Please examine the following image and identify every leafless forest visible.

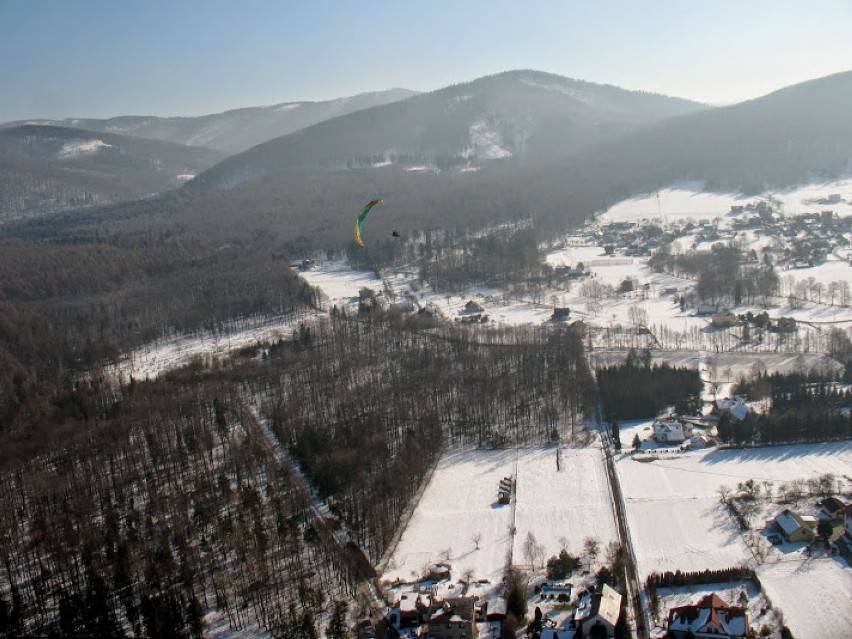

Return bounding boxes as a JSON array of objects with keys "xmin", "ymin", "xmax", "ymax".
[{"xmin": 0, "ymin": 305, "xmax": 594, "ymax": 637}]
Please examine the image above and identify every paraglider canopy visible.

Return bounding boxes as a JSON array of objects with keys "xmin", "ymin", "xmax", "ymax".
[{"xmin": 354, "ymin": 199, "xmax": 382, "ymax": 246}]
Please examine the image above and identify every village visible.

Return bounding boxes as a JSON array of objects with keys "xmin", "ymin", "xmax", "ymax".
[
  {"xmin": 111, "ymin": 181, "xmax": 852, "ymax": 639},
  {"xmin": 283, "ymin": 182, "xmax": 852, "ymax": 639}
]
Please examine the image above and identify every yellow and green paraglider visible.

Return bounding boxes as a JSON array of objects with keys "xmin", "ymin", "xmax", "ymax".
[{"xmin": 354, "ymin": 199, "xmax": 382, "ymax": 246}]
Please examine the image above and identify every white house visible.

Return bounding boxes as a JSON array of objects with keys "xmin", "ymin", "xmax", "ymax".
[
  {"xmin": 653, "ymin": 419, "xmax": 692, "ymax": 444},
  {"xmin": 575, "ymin": 584, "xmax": 621, "ymax": 638},
  {"xmin": 667, "ymin": 593, "xmax": 749, "ymax": 639},
  {"xmin": 715, "ymin": 398, "xmax": 749, "ymax": 421}
]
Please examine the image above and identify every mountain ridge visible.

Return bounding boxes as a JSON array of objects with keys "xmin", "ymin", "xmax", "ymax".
[
  {"xmin": 1, "ymin": 88, "xmax": 420, "ymax": 156},
  {"xmin": 187, "ymin": 69, "xmax": 709, "ymax": 190}
]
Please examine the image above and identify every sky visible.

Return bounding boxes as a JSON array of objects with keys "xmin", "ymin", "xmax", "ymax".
[{"xmin": 1, "ymin": 0, "xmax": 851, "ymax": 122}]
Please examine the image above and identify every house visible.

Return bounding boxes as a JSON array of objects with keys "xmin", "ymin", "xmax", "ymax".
[
  {"xmin": 667, "ymin": 593, "xmax": 750, "ymax": 638},
  {"xmin": 426, "ymin": 563, "xmax": 451, "ymax": 581},
  {"xmin": 819, "ymin": 496, "xmax": 846, "ymax": 519},
  {"xmin": 484, "ymin": 597, "xmax": 507, "ymax": 622},
  {"xmin": 773, "ymin": 509, "xmax": 816, "ymax": 543},
  {"xmin": 425, "ymin": 596, "xmax": 475, "ymax": 639},
  {"xmin": 391, "ymin": 299, "xmax": 416, "ymax": 313},
  {"xmin": 390, "ymin": 592, "xmax": 430, "ymax": 629},
  {"xmin": 463, "ymin": 300, "xmax": 484, "ymax": 314},
  {"xmin": 682, "ymin": 434, "xmax": 716, "ymax": 450},
  {"xmin": 711, "ymin": 310, "xmax": 738, "ymax": 328},
  {"xmin": 551, "ymin": 307, "xmax": 571, "ymax": 321},
  {"xmin": 695, "ymin": 304, "xmax": 719, "ymax": 316},
  {"xmin": 715, "ymin": 398, "xmax": 749, "ymax": 422},
  {"xmin": 575, "ymin": 583, "xmax": 621, "ymax": 638},
  {"xmin": 565, "ymin": 267, "xmax": 589, "ymax": 280},
  {"xmin": 653, "ymin": 419, "xmax": 691, "ymax": 444}
]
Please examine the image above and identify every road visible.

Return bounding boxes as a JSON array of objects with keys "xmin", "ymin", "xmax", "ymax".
[
  {"xmin": 245, "ymin": 400, "xmax": 389, "ymax": 622},
  {"xmin": 596, "ymin": 395, "xmax": 649, "ymax": 639}
]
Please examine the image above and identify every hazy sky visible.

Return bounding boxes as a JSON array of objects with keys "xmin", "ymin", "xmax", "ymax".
[{"xmin": 2, "ymin": 0, "xmax": 851, "ymax": 121}]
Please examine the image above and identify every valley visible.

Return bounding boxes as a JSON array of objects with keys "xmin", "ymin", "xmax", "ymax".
[{"xmin": 1, "ymin": 57, "xmax": 851, "ymax": 638}]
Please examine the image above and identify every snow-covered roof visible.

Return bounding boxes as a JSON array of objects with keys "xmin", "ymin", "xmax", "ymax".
[
  {"xmin": 654, "ymin": 420, "xmax": 686, "ymax": 442},
  {"xmin": 591, "ymin": 584, "xmax": 622, "ymax": 625},
  {"xmin": 399, "ymin": 594, "xmax": 417, "ymax": 613},
  {"xmin": 668, "ymin": 593, "xmax": 747, "ymax": 637},
  {"xmin": 775, "ymin": 510, "xmax": 804, "ymax": 536},
  {"xmin": 486, "ymin": 597, "xmax": 506, "ymax": 617},
  {"xmin": 716, "ymin": 398, "xmax": 749, "ymax": 421}
]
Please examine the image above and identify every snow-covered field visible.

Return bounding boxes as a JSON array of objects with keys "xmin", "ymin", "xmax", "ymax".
[
  {"xmin": 598, "ymin": 182, "xmax": 748, "ymax": 223},
  {"xmin": 302, "ymin": 261, "xmax": 555, "ymax": 325},
  {"xmin": 757, "ymin": 559, "xmax": 852, "ymax": 639},
  {"xmin": 106, "ymin": 313, "xmax": 314, "ymax": 382},
  {"xmin": 598, "ymin": 178, "xmax": 852, "ymax": 223},
  {"xmin": 381, "ymin": 446, "xmax": 618, "ymax": 585},
  {"xmin": 617, "ymin": 442, "xmax": 852, "ymax": 638},
  {"xmin": 381, "ymin": 448, "xmax": 517, "ymax": 584},
  {"xmin": 512, "ymin": 446, "xmax": 619, "ymax": 568},
  {"xmin": 616, "ymin": 442, "xmax": 852, "ymax": 580}
]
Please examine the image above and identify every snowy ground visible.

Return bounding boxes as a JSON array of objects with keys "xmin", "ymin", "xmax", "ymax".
[
  {"xmin": 381, "ymin": 448, "xmax": 516, "ymax": 585},
  {"xmin": 615, "ymin": 442, "xmax": 852, "ymax": 580},
  {"xmin": 756, "ymin": 558, "xmax": 852, "ymax": 639},
  {"xmin": 303, "ymin": 261, "xmax": 555, "ymax": 325},
  {"xmin": 381, "ymin": 446, "xmax": 618, "ymax": 586},
  {"xmin": 106, "ymin": 313, "xmax": 314, "ymax": 382},
  {"xmin": 512, "ymin": 446, "xmax": 619, "ymax": 569},
  {"xmin": 597, "ymin": 178, "xmax": 852, "ymax": 223}
]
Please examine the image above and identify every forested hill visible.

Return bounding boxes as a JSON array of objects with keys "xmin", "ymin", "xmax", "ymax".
[
  {"xmin": 0, "ymin": 125, "xmax": 224, "ymax": 220},
  {"xmin": 528, "ymin": 69, "xmax": 852, "ymax": 204},
  {"xmin": 1, "ymin": 88, "xmax": 420, "ymax": 156},
  {"xmin": 188, "ymin": 70, "xmax": 707, "ymax": 190}
]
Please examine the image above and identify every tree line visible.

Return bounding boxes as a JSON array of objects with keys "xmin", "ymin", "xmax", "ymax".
[{"xmin": 597, "ymin": 350, "xmax": 703, "ymax": 420}]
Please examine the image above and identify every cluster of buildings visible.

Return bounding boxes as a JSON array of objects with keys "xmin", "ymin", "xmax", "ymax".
[
  {"xmin": 383, "ymin": 575, "xmax": 624, "ymax": 639},
  {"xmin": 586, "ymin": 196, "xmax": 852, "ymax": 273},
  {"xmin": 766, "ymin": 496, "xmax": 851, "ymax": 546},
  {"xmin": 649, "ymin": 417, "xmax": 717, "ymax": 450},
  {"xmin": 386, "ymin": 592, "xmax": 482, "ymax": 639}
]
